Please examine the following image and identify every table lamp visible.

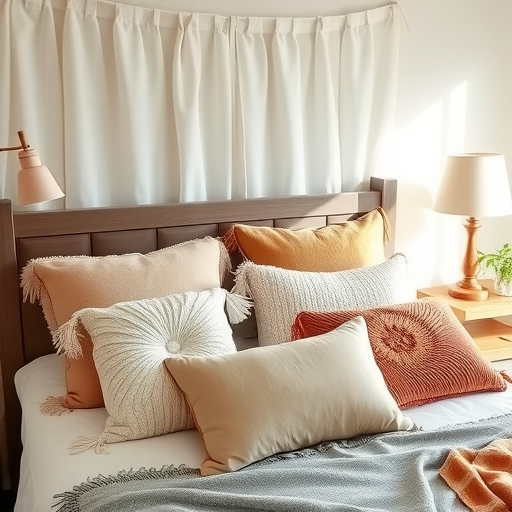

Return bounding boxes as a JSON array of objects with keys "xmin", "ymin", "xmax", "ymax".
[
  {"xmin": 0, "ymin": 130, "xmax": 64, "ymax": 206},
  {"xmin": 434, "ymin": 153, "xmax": 512, "ymax": 301}
]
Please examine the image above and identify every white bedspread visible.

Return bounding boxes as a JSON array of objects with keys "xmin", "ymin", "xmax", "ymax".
[{"xmin": 14, "ymin": 353, "xmax": 512, "ymax": 512}]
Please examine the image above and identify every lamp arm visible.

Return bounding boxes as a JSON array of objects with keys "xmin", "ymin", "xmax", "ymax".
[{"xmin": 0, "ymin": 131, "xmax": 30, "ymax": 153}]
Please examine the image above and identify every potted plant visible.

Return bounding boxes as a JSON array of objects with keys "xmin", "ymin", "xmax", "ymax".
[{"xmin": 477, "ymin": 243, "xmax": 512, "ymax": 297}]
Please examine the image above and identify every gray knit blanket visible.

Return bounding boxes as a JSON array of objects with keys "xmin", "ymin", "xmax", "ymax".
[{"xmin": 53, "ymin": 412, "xmax": 512, "ymax": 512}]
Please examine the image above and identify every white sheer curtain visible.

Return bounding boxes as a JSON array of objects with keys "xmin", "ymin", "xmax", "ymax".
[{"xmin": 0, "ymin": 0, "xmax": 399, "ymax": 208}]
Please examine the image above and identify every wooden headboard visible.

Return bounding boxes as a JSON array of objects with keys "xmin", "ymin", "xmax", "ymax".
[{"xmin": 0, "ymin": 176, "xmax": 396, "ymax": 491}]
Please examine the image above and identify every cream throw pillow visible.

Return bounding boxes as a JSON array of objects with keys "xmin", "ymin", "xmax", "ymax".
[
  {"xmin": 166, "ymin": 316, "xmax": 417, "ymax": 476},
  {"xmin": 54, "ymin": 288, "xmax": 244, "ymax": 453},
  {"xmin": 232, "ymin": 253, "xmax": 413, "ymax": 346}
]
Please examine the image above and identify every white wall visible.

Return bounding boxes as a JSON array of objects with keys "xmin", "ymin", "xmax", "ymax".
[{"xmin": 390, "ymin": 0, "xmax": 512, "ymax": 289}]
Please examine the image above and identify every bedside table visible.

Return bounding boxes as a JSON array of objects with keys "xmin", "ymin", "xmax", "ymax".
[{"xmin": 417, "ymin": 279, "xmax": 512, "ymax": 362}]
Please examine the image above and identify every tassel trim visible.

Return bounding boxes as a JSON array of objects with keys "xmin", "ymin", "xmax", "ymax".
[
  {"xmin": 218, "ymin": 240, "xmax": 232, "ymax": 282},
  {"xmin": 376, "ymin": 206, "xmax": 390, "ymax": 243},
  {"xmin": 222, "ymin": 225, "xmax": 239, "ymax": 254},
  {"xmin": 40, "ymin": 395, "xmax": 72, "ymax": 416},
  {"xmin": 225, "ymin": 292, "xmax": 253, "ymax": 324},
  {"xmin": 69, "ymin": 435, "xmax": 109, "ymax": 455},
  {"xmin": 20, "ymin": 263, "xmax": 44, "ymax": 304},
  {"xmin": 53, "ymin": 314, "xmax": 84, "ymax": 358},
  {"xmin": 500, "ymin": 370, "xmax": 512, "ymax": 384},
  {"xmin": 231, "ymin": 262, "xmax": 255, "ymax": 298}
]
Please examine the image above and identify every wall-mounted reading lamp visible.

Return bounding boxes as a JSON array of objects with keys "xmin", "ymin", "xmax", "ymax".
[{"xmin": 0, "ymin": 130, "xmax": 64, "ymax": 206}]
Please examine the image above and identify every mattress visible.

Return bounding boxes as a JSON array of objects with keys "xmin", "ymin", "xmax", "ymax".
[{"xmin": 14, "ymin": 352, "xmax": 512, "ymax": 512}]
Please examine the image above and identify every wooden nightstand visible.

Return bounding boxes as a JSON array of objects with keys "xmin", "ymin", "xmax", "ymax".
[{"xmin": 417, "ymin": 279, "xmax": 512, "ymax": 362}]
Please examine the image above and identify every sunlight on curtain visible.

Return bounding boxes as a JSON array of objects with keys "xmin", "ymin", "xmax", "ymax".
[{"xmin": 0, "ymin": 0, "xmax": 399, "ymax": 208}]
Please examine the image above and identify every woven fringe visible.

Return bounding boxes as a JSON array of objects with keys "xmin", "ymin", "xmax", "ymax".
[
  {"xmin": 53, "ymin": 313, "xmax": 83, "ymax": 358},
  {"xmin": 20, "ymin": 263, "xmax": 43, "ymax": 303},
  {"xmin": 376, "ymin": 206, "xmax": 390, "ymax": 242},
  {"xmin": 225, "ymin": 292, "xmax": 253, "ymax": 324},
  {"xmin": 500, "ymin": 370, "xmax": 512, "ymax": 384},
  {"xmin": 221, "ymin": 225, "xmax": 238, "ymax": 254},
  {"xmin": 218, "ymin": 239, "xmax": 232, "ymax": 282},
  {"xmin": 52, "ymin": 465, "xmax": 200, "ymax": 512},
  {"xmin": 231, "ymin": 262, "xmax": 253, "ymax": 298},
  {"xmin": 40, "ymin": 395, "xmax": 72, "ymax": 416},
  {"xmin": 69, "ymin": 435, "xmax": 109, "ymax": 455}
]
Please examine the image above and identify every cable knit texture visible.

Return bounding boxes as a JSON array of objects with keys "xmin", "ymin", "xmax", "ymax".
[
  {"xmin": 233, "ymin": 253, "xmax": 413, "ymax": 346},
  {"xmin": 54, "ymin": 288, "xmax": 238, "ymax": 453}
]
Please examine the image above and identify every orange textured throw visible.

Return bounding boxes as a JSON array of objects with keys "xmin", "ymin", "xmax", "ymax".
[{"xmin": 440, "ymin": 437, "xmax": 512, "ymax": 512}]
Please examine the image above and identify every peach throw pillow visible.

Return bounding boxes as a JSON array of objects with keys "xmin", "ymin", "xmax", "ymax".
[
  {"xmin": 292, "ymin": 300, "xmax": 510, "ymax": 409},
  {"xmin": 21, "ymin": 237, "xmax": 229, "ymax": 411}
]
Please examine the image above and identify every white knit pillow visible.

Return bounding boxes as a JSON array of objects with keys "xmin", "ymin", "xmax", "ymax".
[
  {"xmin": 232, "ymin": 253, "xmax": 413, "ymax": 346},
  {"xmin": 54, "ymin": 288, "xmax": 245, "ymax": 453}
]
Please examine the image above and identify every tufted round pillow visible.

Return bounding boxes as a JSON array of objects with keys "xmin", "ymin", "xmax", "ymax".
[{"xmin": 55, "ymin": 288, "xmax": 237, "ymax": 453}]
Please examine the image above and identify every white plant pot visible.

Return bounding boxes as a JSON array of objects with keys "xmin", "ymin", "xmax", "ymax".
[{"xmin": 494, "ymin": 276, "xmax": 512, "ymax": 297}]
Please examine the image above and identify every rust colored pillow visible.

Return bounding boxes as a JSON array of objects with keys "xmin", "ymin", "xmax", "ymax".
[
  {"xmin": 292, "ymin": 299, "xmax": 509, "ymax": 409},
  {"xmin": 21, "ymin": 237, "xmax": 230, "ymax": 411},
  {"xmin": 223, "ymin": 207, "xmax": 389, "ymax": 271}
]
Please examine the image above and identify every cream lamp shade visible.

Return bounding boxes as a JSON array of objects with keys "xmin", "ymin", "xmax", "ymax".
[
  {"xmin": 434, "ymin": 152, "xmax": 512, "ymax": 301},
  {"xmin": 0, "ymin": 130, "xmax": 64, "ymax": 206},
  {"xmin": 434, "ymin": 153, "xmax": 512, "ymax": 217}
]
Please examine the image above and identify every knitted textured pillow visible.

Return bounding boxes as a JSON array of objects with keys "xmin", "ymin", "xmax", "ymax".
[
  {"xmin": 53, "ymin": 288, "xmax": 249, "ymax": 453},
  {"xmin": 223, "ymin": 208, "xmax": 389, "ymax": 271},
  {"xmin": 166, "ymin": 317, "xmax": 417, "ymax": 476},
  {"xmin": 292, "ymin": 299, "xmax": 510, "ymax": 409},
  {"xmin": 21, "ymin": 237, "xmax": 229, "ymax": 412},
  {"xmin": 232, "ymin": 253, "xmax": 413, "ymax": 346}
]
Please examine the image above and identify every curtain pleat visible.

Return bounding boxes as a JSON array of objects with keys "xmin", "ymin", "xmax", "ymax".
[{"xmin": 0, "ymin": 0, "xmax": 399, "ymax": 208}]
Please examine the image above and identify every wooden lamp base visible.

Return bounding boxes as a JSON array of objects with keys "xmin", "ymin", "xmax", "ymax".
[
  {"xmin": 447, "ymin": 281, "xmax": 489, "ymax": 301},
  {"xmin": 450, "ymin": 216, "xmax": 489, "ymax": 302}
]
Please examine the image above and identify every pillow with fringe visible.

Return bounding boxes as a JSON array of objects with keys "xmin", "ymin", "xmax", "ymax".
[
  {"xmin": 54, "ymin": 287, "xmax": 251, "ymax": 453},
  {"xmin": 232, "ymin": 253, "xmax": 413, "ymax": 346},
  {"xmin": 292, "ymin": 299, "xmax": 511, "ymax": 408},
  {"xmin": 21, "ymin": 237, "xmax": 230, "ymax": 412}
]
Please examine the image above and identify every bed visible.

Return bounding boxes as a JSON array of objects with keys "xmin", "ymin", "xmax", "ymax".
[{"xmin": 1, "ymin": 176, "xmax": 512, "ymax": 512}]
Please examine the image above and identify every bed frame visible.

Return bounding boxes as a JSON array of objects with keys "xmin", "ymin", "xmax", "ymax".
[{"xmin": 0, "ymin": 176, "xmax": 397, "ymax": 492}]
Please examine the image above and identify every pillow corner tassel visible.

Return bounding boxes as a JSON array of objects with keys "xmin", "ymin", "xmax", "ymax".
[
  {"xmin": 221, "ymin": 225, "xmax": 238, "ymax": 254},
  {"xmin": 19, "ymin": 262, "xmax": 43, "ymax": 303},
  {"xmin": 52, "ymin": 314, "xmax": 84, "ymax": 358},
  {"xmin": 499, "ymin": 370, "xmax": 512, "ymax": 384},
  {"xmin": 39, "ymin": 395, "xmax": 72, "ymax": 416},
  {"xmin": 69, "ymin": 434, "xmax": 109, "ymax": 455},
  {"xmin": 225, "ymin": 292, "xmax": 253, "ymax": 325},
  {"xmin": 231, "ymin": 262, "xmax": 252, "ymax": 298}
]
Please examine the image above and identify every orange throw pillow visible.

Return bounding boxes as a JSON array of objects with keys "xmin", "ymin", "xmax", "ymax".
[
  {"xmin": 223, "ymin": 207, "xmax": 389, "ymax": 271},
  {"xmin": 292, "ymin": 299, "xmax": 509, "ymax": 409}
]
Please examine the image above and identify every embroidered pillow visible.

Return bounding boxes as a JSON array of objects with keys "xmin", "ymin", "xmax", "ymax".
[
  {"xmin": 165, "ymin": 317, "xmax": 417, "ymax": 476},
  {"xmin": 21, "ymin": 237, "xmax": 229, "ymax": 411},
  {"xmin": 54, "ymin": 288, "xmax": 247, "ymax": 452},
  {"xmin": 292, "ymin": 299, "xmax": 510, "ymax": 409},
  {"xmin": 223, "ymin": 207, "xmax": 389, "ymax": 271},
  {"xmin": 232, "ymin": 253, "xmax": 413, "ymax": 346}
]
